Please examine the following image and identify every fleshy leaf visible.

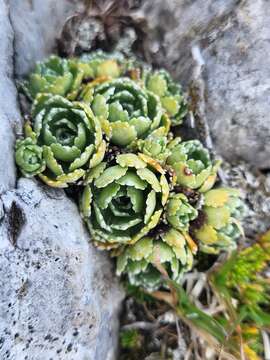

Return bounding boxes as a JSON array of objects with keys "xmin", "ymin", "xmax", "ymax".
[
  {"xmin": 137, "ymin": 168, "xmax": 161, "ymax": 192},
  {"xmin": 97, "ymin": 182, "xmax": 121, "ymax": 210},
  {"xmin": 116, "ymin": 154, "xmax": 147, "ymax": 169},
  {"xmin": 117, "ymin": 172, "xmax": 148, "ymax": 190},
  {"xmin": 95, "ymin": 165, "xmax": 127, "ymax": 188},
  {"xmin": 80, "ymin": 185, "xmax": 92, "ymax": 218},
  {"xmin": 144, "ymin": 190, "xmax": 156, "ymax": 223}
]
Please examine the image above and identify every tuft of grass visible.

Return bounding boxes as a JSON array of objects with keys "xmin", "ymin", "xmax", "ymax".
[{"xmin": 120, "ymin": 329, "xmax": 142, "ymax": 349}]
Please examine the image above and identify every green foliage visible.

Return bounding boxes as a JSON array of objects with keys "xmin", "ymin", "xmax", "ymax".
[
  {"xmin": 210, "ymin": 232, "xmax": 270, "ymax": 358},
  {"xmin": 241, "ymin": 325, "xmax": 264, "ymax": 356},
  {"xmin": 145, "ymin": 69, "xmax": 187, "ymax": 126},
  {"xmin": 167, "ymin": 139, "xmax": 221, "ymax": 191},
  {"xmin": 156, "ymin": 235, "xmax": 270, "ymax": 360},
  {"xmin": 117, "ymin": 233, "xmax": 193, "ymax": 290},
  {"xmin": 22, "ymin": 51, "xmax": 125, "ymax": 100},
  {"xmin": 22, "ymin": 55, "xmax": 81, "ymax": 99},
  {"xmin": 90, "ymin": 77, "xmax": 165, "ymax": 146},
  {"xmin": 166, "ymin": 193, "xmax": 198, "ymax": 232},
  {"xmin": 15, "ymin": 137, "xmax": 45, "ymax": 177},
  {"xmin": 194, "ymin": 188, "xmax": 245, "ymax": 254},
  {"xmin": 124, "ymin": 283, "xmax": 155, "ymax": 304},
  {"xmin": 17, "ymin": 38, "xmax": 269, "ymax": 360},
  {"xmin": 142, "ymin": 231, "xmax": 270, "ymax": 360},
  {"xmin": 78, "ymin": 50, "xmax": 125, "ymax": 78},
  {"xmin": 212, "ymin": 240, "xmax": 270, "ymax": 327},
  {"xmin": 80, "ymin": 153, "xmax": 169, "ymax": 249},
  {"xmin": 16, "ymin": 50, "xmax": 245, "ymax": 292},
  {"xmin": 16, "ymin": 94, "xmax": 105, "ymax": 187},
  {"xmin": 120, "ymin": 329, "xmax": 141, "ymax": 349},
  {"xmin": 172, "ymin": 282, "xmax": 230, "ymax": 345},
  {"xmin": 137, "ymin": 127, "xmax": 171, "ymax": 163}
]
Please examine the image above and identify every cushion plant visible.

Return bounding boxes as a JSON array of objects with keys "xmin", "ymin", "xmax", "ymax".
[{"xmin": 15, "ymin": 50, "xmax": 244, "ymax": 290}]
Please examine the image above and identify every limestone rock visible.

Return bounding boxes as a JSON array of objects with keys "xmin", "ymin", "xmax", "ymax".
[
  {"xmin": 0, "ymin": 0, "xmax": 22, "ymax": 193},
  {"xmin": 141, "ymin": 0, "xmax": 270, "ymax": 169},
  {"xmin": 221, "ymin": 161, "xmax": 270, "ymax": 239},
  {"xmin": 9, "ymin": 0, "xmax": 82, "ymax": 76},
  {"xmin": 0, "ymin": 178, "xmax": 123, "ymax": 360}
]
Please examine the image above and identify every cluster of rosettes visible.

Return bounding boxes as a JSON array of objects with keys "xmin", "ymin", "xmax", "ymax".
[{"xmin": 15, "ymin": 51, "xmax": 244, "ymax": 290}]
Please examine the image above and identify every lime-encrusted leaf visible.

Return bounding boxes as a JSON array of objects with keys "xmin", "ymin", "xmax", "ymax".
[
  {"xmin": 97, "ymin": 183, "xmax": 121, "ymax": 209},
  {"xmin": 144, "ymin": 190, "xmax": 156, "ymax": 223},
  {"xmin": 127, "ymin": 187, "xmax": 144, "ymax": 213},
  {"xmin": 84, "ymin": 162, "xmax": 107, "ymax": 184},
  {"xmin": 43, "ymin": 145, "xmax": 63, "ymax": 176}
]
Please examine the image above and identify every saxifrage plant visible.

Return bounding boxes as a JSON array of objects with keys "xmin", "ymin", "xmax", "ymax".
[{"xmin": 16, "ymin": 51, "xmax": 245, "ymax": 292}]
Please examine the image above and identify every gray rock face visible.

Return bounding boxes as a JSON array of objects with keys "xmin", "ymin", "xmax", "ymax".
[
  {"xmin": 0, "ymin": 0, "xmax": 22, "ymax": 193},
  {"xmin": 142, "ymin": 0, "xmax": 270, "ymax": 169},
  {"xmin": 0, "ymin": 179, "xmax": 123, "ymax": 360},
  {"xmin": 9, "ymin": 0, "xmax": 82, "ymax": 76},
  {"xmin": 221, "ymin": 161, "xmax": 270, "ymax": 239},
  {"xmin": 0, "ymin": 1, "xmax": 123, "ymax": 359},
  {"xmin": 203, "ymin": 1, "xmax": 270, "ymax": 169}
]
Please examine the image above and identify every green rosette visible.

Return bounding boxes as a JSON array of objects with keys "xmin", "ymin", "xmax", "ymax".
[
  {"xmin": 89, "ymin": 77, "xmax": 165, "ymax": 147},
  {"xmin": 145, "ymin": 69, "xmax": 187, "ymax": 126},
  {"xmin": 116, "ymin": 229, "xmax": 194, "ymax": 290},
  {"xmin": 22, "ymin": 52, "xmax": 126, "ymax": 101},
  {"xmin": 80, "ymin": 153, "xmax": 170, "ymax": 249},
  {"xmin": 166, "ymin": 193, "xmax": 198, "ymax": 232},
  {"xmin": 167, "ymin": 138, "xmax": 221, "ymax": 191},
  {"xmin": 15, "ymin": 137, "xmax": 45, "ymax": 177},
  {"xmin": 137, "ymin": 127, "xmax": 171, "ymax": 163},
  {"xmin": 78, "ymin": 50, "xmax": 124, "ymax": 79},
  {"xmin": 28, "ymin": 93, "xmax": 105, "ymax": 187},
  {"xmin": 194, "ymin": 188, "xmax": 245, "ymax": 254},
  {"xmin": 22, "ymin": 55, "xmax": 86, "ymax": 100}
]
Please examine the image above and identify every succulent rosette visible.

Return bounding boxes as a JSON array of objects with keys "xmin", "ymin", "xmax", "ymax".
[
  {"xmin": 116, "ymin": 229, "xmax": 194, "ymax": 290},
  {"xmin": 15, "ymin": 51, "xmax": 247, "ymax": 293},
  {"xmin": 23, "ymin": 51, "xmax": 128, "ymax": 101},
  {"xmin": 22, "ymin": 55, "xmax": 86, "ymax": 100},
  {"xmin": 167, "ymin": 139, "xmax": 221, "ymax": 192},
  {"xmin": 78, "ymin": 50, "xmax": 124, "ymax": 79},
  {"xmin": 145, "ymin": 69, "xmax": 187, "ymax": 126},
  {"xmin": 89, "ymin": 77, "xmax": 166, "ymax": 146},
  {"xmin": 137, "ymin": 127, "xmax": 171, "ymax": 163},
  {"xmin": 80, "ymin": 153, "xmax": 170, "ymax": 248},
  {"xmin": 193, "ymin": 188, "xmax": 245, "ymax": 254},
  {"xmin": 26, "ymin": 94, "xmax": 106, "ymax": 187},
  {"xmin": 15, "ymin": 137, "xmax": 46, "ymax": 177},
  {"xmin": 166, "ymin": 193, "xmax": 198, "ymax": 232}
]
